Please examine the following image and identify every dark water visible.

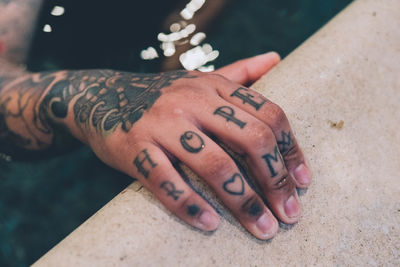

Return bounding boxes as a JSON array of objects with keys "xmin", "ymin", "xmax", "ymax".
[{"xmin": 1, "ymin": 0, "xmax": 352, "ymax": 266}]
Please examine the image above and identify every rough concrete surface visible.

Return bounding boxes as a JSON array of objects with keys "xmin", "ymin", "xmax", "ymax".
[{"xmin": 34, "ymin": 0, "xmax": 400, "ymax": 266}]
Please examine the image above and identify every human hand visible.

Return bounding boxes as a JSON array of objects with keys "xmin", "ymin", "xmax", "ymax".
[{"xmin": 56, "ymin": 52, "xmax": 312, "ymax": 240}]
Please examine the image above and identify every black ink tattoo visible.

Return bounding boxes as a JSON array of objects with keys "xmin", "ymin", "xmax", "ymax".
[
  {"xmin": 187, "ymin": 204, "xmax": 200, "ymax": 216},
  {"xmin": 241, "ymin": 197, "xmax": 263, "ymax": 217},
  {"xmin": 230, "ymin": 87, "xmax": 266, "ymax": 110},
  {"xmin": 277, "ymin": 131, "xmax": 294, "ymax": 155},
  {"xmin": 0, "ymin": 73, "xmax": 57, "ymax": 152},
  {"xmin": 44, "ymin": 70, "xmax": 193, "ymax": 133},
  {"xmin": 133, "ymin": 149, "xmax": 157, "ymax": 179},
  {"xmin": 262, "ymin": 146, "xmax": 284, "ymax": 177},
  {"xmin": 0, "ymin": 70, "xmax": 194, "ymax": 158},
  {"xmin": 180, "ymin": 131, "xmax": 205, "ymax": 153},
  {"xmin": 222, "ymin": 173, "xmax": 245, "ymax": 196},
  {"xmin": 213, "ymin": 106, "xmax": 246, "ymax": 129},
  {"xmin": 160, "ymin": 181, "xmax": 184, "ymax": 200}
]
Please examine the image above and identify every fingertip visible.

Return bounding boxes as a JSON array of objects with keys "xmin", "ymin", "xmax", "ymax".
[
  {"xmin": 258, "ymin": 51, "xmax": 281, "ymax": 65},
  {"xmin": 254, "ymin": 212, "xmax": 279, "ymax": 240},
  {"xmin": 292, "ymin": 163, "xmax": 313, "ymax": 188},
  {"xmin": 197, "ymin": 210, "xmax": 220, "ymax": 231},
  {"xmin": 282, "ymin": 192, "xmax": 302, "ymax": 224}
]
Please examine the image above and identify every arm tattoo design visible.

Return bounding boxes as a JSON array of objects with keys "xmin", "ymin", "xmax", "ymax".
[
  {"xmin": 222, "ymin": 172, "xmax": 245, "ymax": 196},
  {"xmin": 160, "ymin": 181, "xmax": 184, "ymax": 201},
  {"xmin": 213, "ymin": 106, "xmax": 246, "ymax": 129},
  {"xmin": 262, "ymin": 146, "xmax": 284, "ymax": 177},
  {"xmin": 277, "ymin": 131, "xmax": 294, "ymax": 155},
  {"xmin": 230, "ymin": 87, "xmax": 267, "ymax": 110},
  {"xmin": 45, "ymin": 70, "xmax": 192, "ymax": 133},
  {"xmin": 180, "ymin": 131, "xmax": 205, "ymax": 153},
  {"xmin": 0, "ymin": 70, "xmax": 194, "ymax": 158},
  {"xmin": 0, "ymin": 73, "xmax": 58, "ymax": 154},
  {"xmin": 133, "ymin": 149, "xmax": 157, "ymax": 179}
]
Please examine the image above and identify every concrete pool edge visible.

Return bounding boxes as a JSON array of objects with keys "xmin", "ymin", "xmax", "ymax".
[{"xmin": 34, "ymin": 0, "xmax": 400, "ymax": 265}]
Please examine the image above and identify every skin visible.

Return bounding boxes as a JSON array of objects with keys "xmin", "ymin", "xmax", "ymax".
[{"xmin": 0, "ymin": 0, "xmax": 312, "ymax": 240}]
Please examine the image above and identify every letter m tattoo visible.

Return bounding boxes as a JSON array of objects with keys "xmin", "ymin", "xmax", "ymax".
[
  {"xmin": 133, "ymin": 149, "xmax": 157, "ymax": 179},
  {"xmin": 262, "ymin": 146, "xmax": 284, "ymax": 177}
]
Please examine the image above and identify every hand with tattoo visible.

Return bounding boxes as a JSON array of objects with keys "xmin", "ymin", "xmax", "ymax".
[{"xmin": 0, "ymin": 52, "xmax": 313, "ymax": 240}]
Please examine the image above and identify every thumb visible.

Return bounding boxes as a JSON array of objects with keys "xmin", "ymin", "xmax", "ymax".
[{"xmin": 214, "ymin": 52, "xmax": 280, "ymax": 85}]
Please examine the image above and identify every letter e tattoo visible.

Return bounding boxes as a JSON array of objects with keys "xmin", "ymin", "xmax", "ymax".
[{"xmin": 230, "ymin": 87, "xmax": 266, "ymax": 110}]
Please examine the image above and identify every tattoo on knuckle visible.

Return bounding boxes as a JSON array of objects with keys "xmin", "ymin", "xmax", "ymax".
[
  {"xmin": 187, "ymin": 204, "xmax": 201, "ymax": 217},
  {"xmin": 230, "ymin": 87, "xmax": 267, "ymax": 110},
  {"xmin": 241, "ymin": 196, "xmax": 264, "ymax": 217},
  {"xmin": 262, "ymin": 146, "xmax": 285, "ymax": 177},
  {"xmin": 213, "ymin": 106, "xmax": 246, "ymax": 129},
  {"xmin": 160, "ymin": 181, "xmax": 184, "ymax": 201},
  {"xmin": 180, "ymin": 131, "xmax": 205, "ymax": 153},
  {"xmin": 133, "ymin": 148, "xmax": 157, "ymax": 179},
  {"xmin": 222, "ymin": 172, "xmax": 245, "ymax": 196},
  {"xmin": 277, "ymin": 131, "xmax": 295, "ymax": 156}
]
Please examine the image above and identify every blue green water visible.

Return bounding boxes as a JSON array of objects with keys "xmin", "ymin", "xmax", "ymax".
[{"xmin": 1, "ymin": 0, "xmax": 352, "ymax": 265}]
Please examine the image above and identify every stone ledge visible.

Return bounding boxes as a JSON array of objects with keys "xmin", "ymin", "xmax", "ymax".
[{"xmin": 34, "ymin": 0, "xmax": 400, "ymax": 265}]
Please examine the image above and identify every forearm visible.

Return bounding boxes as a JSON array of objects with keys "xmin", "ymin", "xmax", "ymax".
[
  {"xmin": 0, "ymin": 68, "xmax": 83, "ymax": 160},
  {"xmin": 0, "ymin": 68, "xmax": 183, "ymax": 160}
]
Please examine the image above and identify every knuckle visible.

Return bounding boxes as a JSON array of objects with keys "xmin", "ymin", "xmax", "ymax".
[
  {"xmin": 264, "ymin": 103, "xmax": 287, "ymax": 129},
  {"xmin": 282, "ymin": 142, "xmax": 301, "ymax": 160},
  {"xmin": 268, "ymin": 173, "xmax": 296, "ymax": 194},
  {"xmin": 247, "ymin": 122, "xmax": 275, "ymax": 151},
  {"xmin": 148, "ymin": 165, "xmax": 168, "ymax": 183},
  {"xmin": 201, "ymin": 152, "xmax": 235, "ymax": 180},
  {"xmin": 207, "ymin": 73, "xmax": 228, "ymax": 81}
]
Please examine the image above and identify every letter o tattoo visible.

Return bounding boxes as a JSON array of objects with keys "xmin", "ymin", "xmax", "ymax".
[{"xmin": 180, "ymin": 131, "xmax": 205, "ymax": 153}]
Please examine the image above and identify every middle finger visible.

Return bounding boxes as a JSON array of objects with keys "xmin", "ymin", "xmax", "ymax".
[{"xmin": 195, "ymin": 99, "xmax": 302, "ymax": 224}]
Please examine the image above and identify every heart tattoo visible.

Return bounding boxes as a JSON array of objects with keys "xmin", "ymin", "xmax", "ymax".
[{"xmin": 223, "ymin": 173, "xmax": 245, "ymax": 196}]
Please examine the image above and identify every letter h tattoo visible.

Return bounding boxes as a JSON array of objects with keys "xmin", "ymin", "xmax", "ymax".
[{"xmin": 133, "ymin": 149, "xmax": 157, "ymax": 179}]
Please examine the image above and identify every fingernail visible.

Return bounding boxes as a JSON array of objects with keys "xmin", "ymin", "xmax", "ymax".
[
  {"xmin": 284, "ymin": 195, "xmax": 300, "ymax": 218},
  {"xmin": 256, "ymin": 213, "xmax": 274, "ymax": 236},
  {"xmin": 198, "ymin": 211, "xmax": 219, "ymax": 231},
  {"xmin": 293, "ymin": 163, "xmax": 312, "ymax": 186}
]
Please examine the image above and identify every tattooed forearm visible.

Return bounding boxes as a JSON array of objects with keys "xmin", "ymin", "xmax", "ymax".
[
  {"xmin": 180, "ymin": 131, "xmax": 205, "ymax": 153},
  {"xmin": 0, "ymin": 69, "xmax": 193, "ymax": 159},
  {"xmin": 133, "ymin": 149, "xmax": 157, "ymax": 178},
  {"xmin": 262, "ymin": 146, "xmax": 284, "ymax": 177},
  {"xmin": 160, "ymin": 181, "xmax": 184, "ymax": 200},
  {"xmin": 222, "ymin": 172, "xmax": 245, "ymax": 196},
  {"xmin": 230, "ymin": 87, "xmax": 267, "ymax": 110},
  {"xmin": 213, "ymin": 106, "xmax": 246, "ymax": 129}
]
